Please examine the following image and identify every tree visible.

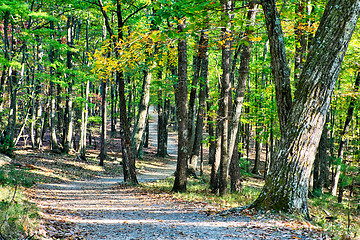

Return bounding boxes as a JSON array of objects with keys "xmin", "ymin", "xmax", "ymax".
[
  {"xmin": 172, "ymin": 18, "xmax": 188, "ymax": 193},
  {"xmin": 248, "ymin": 0, "xmax": 360, "ymax": 219}
]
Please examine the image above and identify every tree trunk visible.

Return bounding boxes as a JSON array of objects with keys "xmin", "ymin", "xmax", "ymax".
[
  {"xmin": 313, "ymin": 115, "xmax": 329, "ymax": 195},
  {"xmin": 156, "ymin": 88, "xmax": 168, "ymax": 157},
  {"xmin": 187, "ymin": 35, "xmax": 202, "ymax": 150},
  {"xmin": 172, "ymin": 19, "xmax": 188, "ymax": 193},
  {"xmin": 49, "ymin": 20, "xmax": 61, "ymax": 153},
  {"xmin": 4, "ymin": 71, "xmax": 17, "ymax": 150},
  {"xmin": 217, "ymin": 0, "xmax": 233, "ymax": 196},
  {"xmin": 331, "ymin": 72, "xmax": 360, "ymax": 196},
  {"xmin": 294, "ymin": 0, "xmax": 310, "ymax": 86},
  {"xmin": 189, "ymin": 30, "xmax": 208, "ymax": 173},
  {"xmin": 210, "ymin": 124, "xmax": 221, "ymax": 193},
  {"xmin": 131, "ymin": 70, "xmax": 151, "ymax": 158},
  {"xmin": 118, "ymin": 70, "xmax": 138, "ymax": 185},
  {"xmin": 251, "ymin": 0, "xmax": 360, "ymax": 219},
  {"xmin": 227, "ymin": 2, "xmax": 258, "ymax": 167},
  {"xmin": 79, "ymin": 16, "xmax": 90, "ymax": 159},
  {"xmin": 262, "ymin": 0, "xmax": 293, "ymax": 136},
  {"xmin": 230, "ymin": 127, "xmax": 242, "ymax": 193},
  {"xmin": 99, "ymin": 80, "xmax": 107, "ymax": 166},
  {"xmin": 63, "ymin": 15, "xmax": 75, "ymax": 153}
]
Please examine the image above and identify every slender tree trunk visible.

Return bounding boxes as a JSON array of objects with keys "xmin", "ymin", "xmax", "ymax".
[
  {"xmin": 5, "ymin": 70, "xmax": 17, "ymax": 148},
  {"xmin": 79, "ymin": 80, "xmax": 90, "ymax": 159},
  {"xmin": 217, "ymin": 0, "xmax": 234, "ymax": 196},
  {"xmin": 210, "ymin": 124, "xmax": 221, "ymax": 193},
  {"xmin": 313, "ymin": 116, "xmax": 329, "ymax": 195},
  {"xmin": 118, "ymin": 70, "xmax": 138, "ymax": 184},
  {"xmin": 132, "ymin": 70, "xmax": 151, "ymax": 158},
  {"xmin": 187, "ymin": 35, "xmax": 202, "ymax": 150},
  {"xmin": 172, "ymin": 19, "xmax": 188, "ymax": 193},
  {"xmin": 79, "ymin": 16, "xmax": 90, "ymax": 159},
  {"xmin": 227, "ymin": 2, "xmax": 258, "ymax": 166},
  {"xmin": 99, "ymin": 80, "xmax": 107, "ymax": 166},
  {"xmin": 331, "ymin": 72, "xmax": 360, "ymax": 196},
  {"xmin": 0, "ymin": 11, "xmax": 10, "ymax": 124},
  {"xmin": 64, "ymin": 15, "xmax": 75, "ymax": 153},
  {"xmin": 262, "ymin": 0, "xmax": 293, "ymax": 136},
  {"xmin": 207, "ymin": 82, "xmax": 216, "ymax": 165},
  {"xmin": 189, "ymin": 30, "xmax": 208, "ymax": 173},
  {"xmin": 49, "ymin": 21, "xmax": 61, "ymax": 153},
  {"xmin": 294, "ymin": 0, "xmax": 309, "ymax": 86},
  {"xmin": 230, "ymin": 127, "xmax": 242, "ymax": 193}
]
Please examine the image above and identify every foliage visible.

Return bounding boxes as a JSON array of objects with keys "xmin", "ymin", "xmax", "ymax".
[{"xmin": 0, "ymin": 136, "xmax": 15, "ymax": 157}]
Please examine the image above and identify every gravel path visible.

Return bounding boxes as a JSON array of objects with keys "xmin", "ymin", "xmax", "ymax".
[{"xmin": 32, "ymin": 107, "xmax": 326, "ymax": 239}]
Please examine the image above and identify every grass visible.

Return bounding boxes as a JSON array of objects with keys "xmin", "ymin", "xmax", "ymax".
[
  {"xmin": 309, "ymin": 193, "xmax": 360, "ymax": 239},
  {"xmin": 0, "ymin": 167, "xmax": 39, "ymax": 239},
  {"xmin": 142, "ymin": 175, "xmax": 262, "ymax": 211}
]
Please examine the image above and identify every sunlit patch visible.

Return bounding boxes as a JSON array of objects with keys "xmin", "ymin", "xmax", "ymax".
[{"xmin": 84, "ymin": 165, "xmax": 104, "ymax": 172}]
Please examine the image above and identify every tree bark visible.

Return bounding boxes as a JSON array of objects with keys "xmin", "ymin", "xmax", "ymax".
[
  {"xmin": 227, "ymin": 3, "xmax": 258, "ymax": 164},
  {"xmin": 172, "ymin": 19, "xmax": 188, "ymax": 193},
  {"xmin": 63, "ymin": 15, "xmax": 75, "ymax": 153},
  {"xmin": 99, "ymin": 80, "xmax": 107, "ymax": 166},
  {"xmin": 251, "ymin": 0, "xmax": 360, "ymax": 219},
  {"xmin": 132, "ymin": 69, "xmax": 151, "ymax": 158},
  {"xmin": 49, "ymin": 20, "xmax": 61, "ymax": 153},
  {"xmin": 294, "ymin": 0, "xmax": 310, "ymax": 86},
  {"xmin": 189, "ymin": 30, "xmax": 209, "ymax": 173},
  {"xmin": 79, "ymin": 16, "xmax": 90, "ymax": 159},
  {"xmin": 262, "ymin": 0, "xmax": 293, "ymax": 136},
  {"xmin": 217, "ymin": 0, "xmax": 233, "ymax": 196}
]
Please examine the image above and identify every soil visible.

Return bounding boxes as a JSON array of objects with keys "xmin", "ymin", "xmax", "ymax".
[{"xmin": 25, "ymin": 107, "xmax": 327, "ymax": 240}]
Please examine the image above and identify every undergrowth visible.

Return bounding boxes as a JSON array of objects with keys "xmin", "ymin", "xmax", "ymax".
[{"xmin": 0, "ymin": 166, "xmax": 39, "ymax": 239}]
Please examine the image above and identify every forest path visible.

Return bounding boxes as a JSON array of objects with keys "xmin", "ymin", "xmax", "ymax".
[{"xmin": 31, "ymin": 107, "xmax": 322, "ymax": 240}]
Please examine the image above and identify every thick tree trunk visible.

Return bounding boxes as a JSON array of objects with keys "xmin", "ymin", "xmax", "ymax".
[
  {"xmin": 251, "ymin": 0, "xmax": 360, "ymax": 219},
  {"xmin": 172, "ymin": 19, "xmax": 188, "ymax": 193}
]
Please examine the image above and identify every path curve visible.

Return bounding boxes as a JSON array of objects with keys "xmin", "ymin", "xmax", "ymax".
[{"xmin": 31, "ymin": 107, "xmax": 323, "ymax": 240}]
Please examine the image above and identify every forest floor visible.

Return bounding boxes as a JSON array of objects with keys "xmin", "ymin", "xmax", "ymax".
[{"xmin": 13, "ymin": 107, "xmax": 328, "ymax": 239}]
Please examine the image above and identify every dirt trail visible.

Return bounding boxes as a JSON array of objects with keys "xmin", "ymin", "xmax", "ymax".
[{"xmin": 31, "ymin": 107, "xmax": 324, "ymax": 240}]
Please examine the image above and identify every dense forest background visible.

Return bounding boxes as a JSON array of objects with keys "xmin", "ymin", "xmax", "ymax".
[{"xmin": 0, "ymin": 0, "xmax": 360, "ymax": 237}]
